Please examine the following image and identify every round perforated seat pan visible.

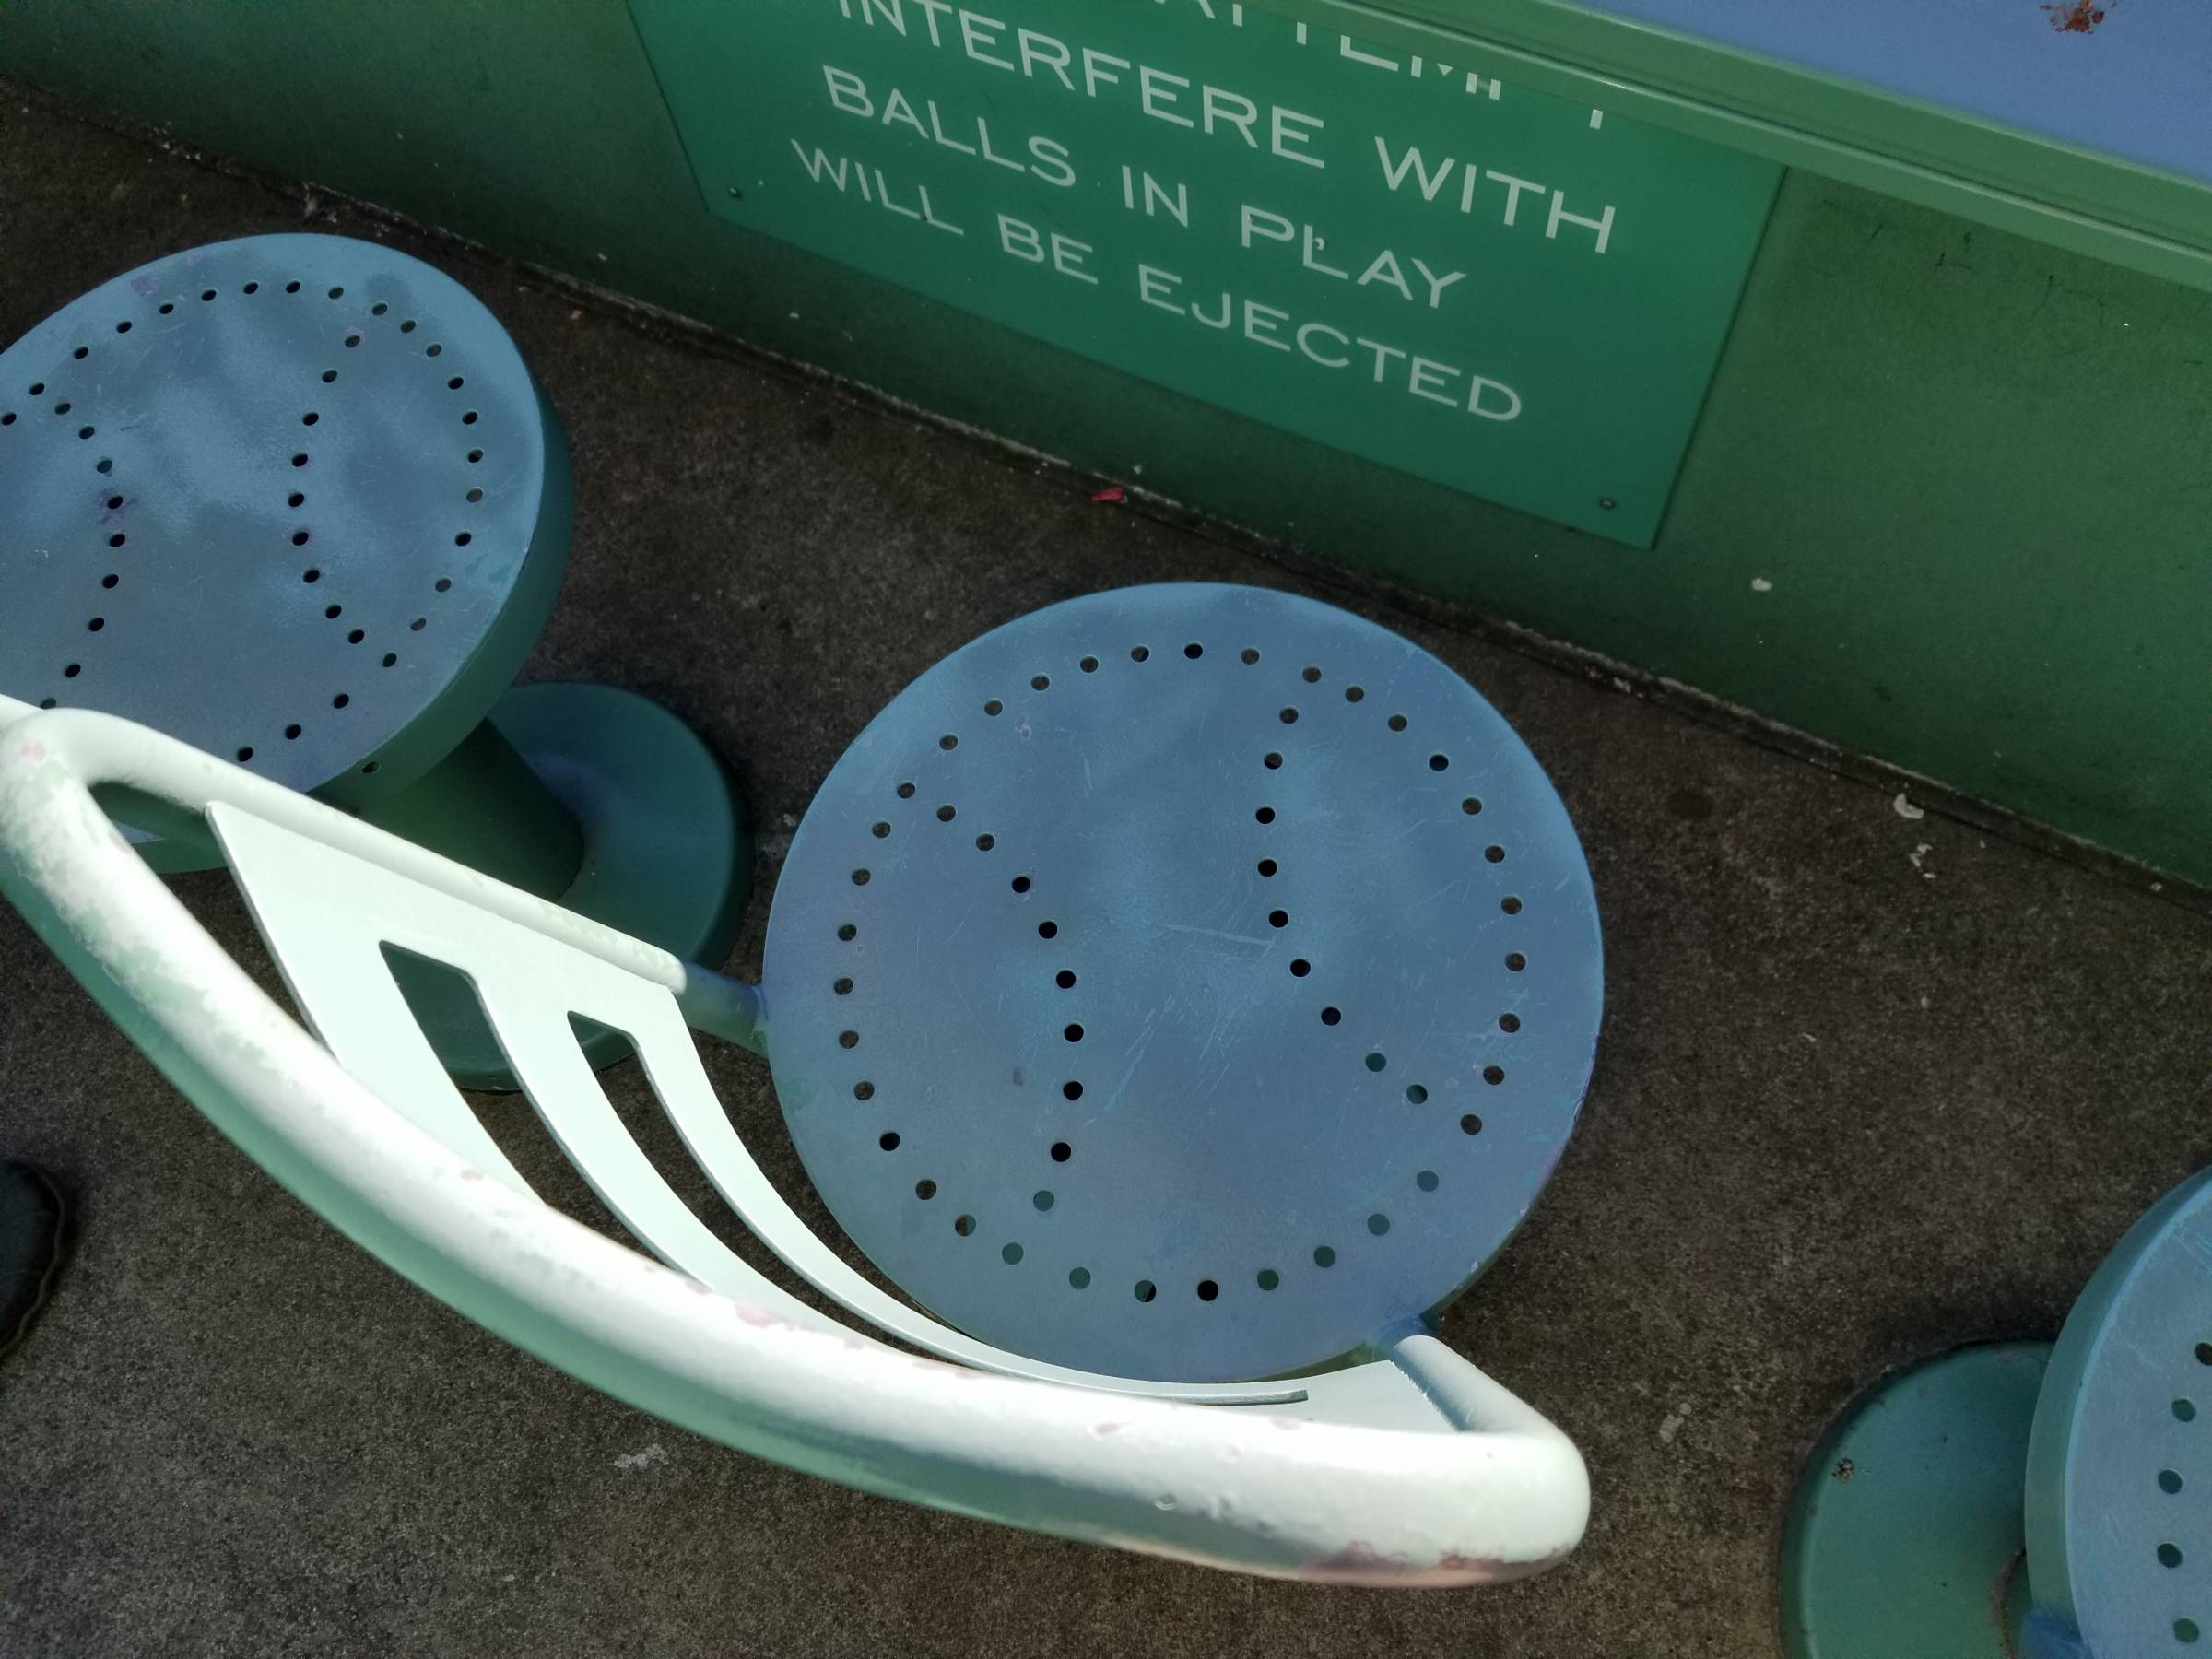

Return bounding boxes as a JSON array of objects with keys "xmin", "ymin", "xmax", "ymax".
[
  {"xmin": 0, "ymin": 233, "xmax": 567, "ymax": 806},
  {"xmin": 2027, "ymin": 1167, "xmax": 2212, "ymax": 1655},
  {"xmin": 764, "ymin": 584, "xmax": 1604, "ymax": 1383}
]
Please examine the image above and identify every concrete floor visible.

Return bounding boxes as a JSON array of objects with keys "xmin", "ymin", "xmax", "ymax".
[{"xmin": 4, "ymin": 94, "xmax": 2209, "ymax": 1659}]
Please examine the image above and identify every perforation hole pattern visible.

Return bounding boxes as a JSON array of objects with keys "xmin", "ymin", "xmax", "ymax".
[
  {"xmin": 0, "ymin": 234, "xmax": 548, "ymax": 794},
  {"xmin": 2045, "ymin": 1173, "xmax": 2212, "ymax": 1654},
  {"xmin": 764, "ymin": 584, "xmax": 1600, "ymax": 1382}
]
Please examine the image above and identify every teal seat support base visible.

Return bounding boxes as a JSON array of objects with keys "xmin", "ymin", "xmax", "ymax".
[
  {"xmin": 356, "ymin": 716, "xmax": 585, "ymax": 898},
  {"xmin": 1782, "ymin": 1343, "xmax": 2051, "ymax": 1659},
  {"xmin": 393, "ymin": 682, "xmax": 751, "ymax": 1089},
  {"xmin": 132, "ymin": 712, "xmax": 583, "ymax": 887}
]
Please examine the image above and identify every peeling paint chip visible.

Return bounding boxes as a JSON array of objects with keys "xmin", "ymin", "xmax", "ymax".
[
  {"xmin": 2042, "ymin": 0, "xmax": 2109, "ymax": 32},
  {"xmin": 1891, "ymin": 793, "xmax": 1926, "ymax": 821},
  {"xmin": 614, "ymin": 1442, "xmax": 669, "ymax": 1471}
]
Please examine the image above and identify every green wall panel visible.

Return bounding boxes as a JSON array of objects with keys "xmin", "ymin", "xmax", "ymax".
[
  {"xmin": 629, "ymin": 0, "xmax": 1781, "ymax": 547},
  {"xmin": 2, "ymin": 3, "xmax": 2206, "ymax": 885}
]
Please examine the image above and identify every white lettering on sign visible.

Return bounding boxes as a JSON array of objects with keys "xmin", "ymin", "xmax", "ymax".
[
  {"xmin": 782, "ymin": 3, "xmax": 1656, "ymax": 441},
  {"xmin": 1121, "ymin": 166, "xmax": 1191, "ymax": 227},
  {"xmin": 790, "ymin": 140, "xmax": 968, "ymax": 234},
  {"xmin": 998, "ymin": 214, "xmax": 1100, "ymax": 281},
  {"xmin": 1236, "ymin": 206, "xmax": 1465, "ymax": 308},
  {"xmin": 1371, "ymin": 137, "xmax": 1615, "ymax": 250},
  {"xmin": 1135, "ymin": 265, "xmax": 1522, "ymax": 420},
  {"xmin": 823, "ymin": 65, "xmax": 1077, "ymax": 184},
  {"xmin": 628, "ymin": 0, "xmax": 1792, "ymax": 544},
  {"xmin": 1547, "ymin": 190, "xmax": 1616, "ymax": 254},
  {"xmin": 833, "ymin": 0, "xmax": 1332, "ymax": 170}
]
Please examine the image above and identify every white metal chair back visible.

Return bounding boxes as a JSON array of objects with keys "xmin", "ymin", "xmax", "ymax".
[{"xmin": 0, "ymin": 694, "xmax": 1588, "ymax": 1584}]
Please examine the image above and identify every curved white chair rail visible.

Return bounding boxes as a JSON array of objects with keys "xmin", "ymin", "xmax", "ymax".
[{"xmin": 0, "ymin": 698, "xmax": 1589, "ymax": 1585}]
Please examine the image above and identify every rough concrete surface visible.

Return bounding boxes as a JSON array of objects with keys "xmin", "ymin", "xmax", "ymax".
[{"xmin": 2, "ymin": 96, "xmax": 2208, "ymax": 1659}]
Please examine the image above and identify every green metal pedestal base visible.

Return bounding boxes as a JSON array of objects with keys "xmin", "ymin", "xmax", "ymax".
[
  {"xmin": 1783, "ymin": 1343, "xmax": 2052, "ymax": 1659},
  {"xmin": 398, "ymin": 682, "xmax": 751, "ymax": 1089}
]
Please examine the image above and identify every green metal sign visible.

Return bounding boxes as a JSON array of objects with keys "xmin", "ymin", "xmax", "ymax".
[{"xmin": 628, "ymin": 0, "xmax": 1780, "ymax": 546}]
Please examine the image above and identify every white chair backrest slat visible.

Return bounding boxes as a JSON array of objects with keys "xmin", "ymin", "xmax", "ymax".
[
  {"xmin": 212, "ymin": 799, "xmax": 1312, "ymax": 1406},
  {"xmin": 212, "ymin": 802, "xmax": 538, "ymax": 1201}
]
